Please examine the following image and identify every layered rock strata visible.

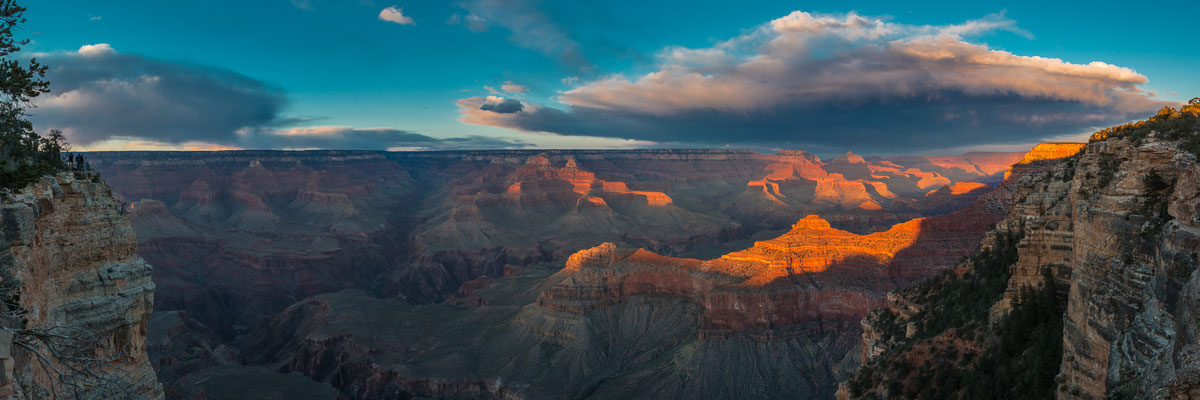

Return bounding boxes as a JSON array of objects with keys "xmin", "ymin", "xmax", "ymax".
[
  {"xmin": 83, "ymin": 149, "xmax": 1023, "ymax": 397},
  {"xmin": 0, "ymin": 173, "xmax": 162, "ymax": 399},
  {"xmin": 842, "ymin": 114, "xmax": 1200, "ymax": 399},
  {"xmin": 248, "ymin": 184, "xmax": 1006, "ymax": 399}
]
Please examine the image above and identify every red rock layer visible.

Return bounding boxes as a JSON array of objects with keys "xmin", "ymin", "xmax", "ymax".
[{"xmin": 536, "ymin": 202, "xmax": 1002, "ymax": 339}]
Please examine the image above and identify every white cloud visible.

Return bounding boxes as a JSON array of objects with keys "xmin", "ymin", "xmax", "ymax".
[
  {"xmin": 77, "ymin": 43, "xmax": 114, "ymax": 57},
  {"xmin": 379, "ymin": 6, "xmax": 415, "ymax": 25},
  {"xmin": 554, "ymin": 11, "xmax": 1157, "ymax": 115},
  {"xmin": 457, "ymin": 10, "xmax": 1168, "ymax": 151}
]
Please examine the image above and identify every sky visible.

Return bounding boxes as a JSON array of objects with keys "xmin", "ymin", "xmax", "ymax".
[{"xmin": 20, "ymin": 0, "xmax": 1200, "ymax": 155}]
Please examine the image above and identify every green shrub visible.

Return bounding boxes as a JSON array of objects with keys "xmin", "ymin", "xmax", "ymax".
[{"xmin": 1091, "ymin": 98, "xmax": 1200, "ymax": 159}]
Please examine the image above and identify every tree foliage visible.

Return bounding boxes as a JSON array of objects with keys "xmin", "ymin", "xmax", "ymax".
[
  {"xmin": 964, "ymin": 270, "xmax": 1065, "ymax": 400},
  {"xmin": 0, "ymin": 2, "xmax": 140, "ymax": 398},
  {"xmin": 906, "ymin": 231, "xmax": 1021, "ymax": 340},
  {"xmin": 0, "ymin": 0, "xmax": 88, "ymax": 193}
]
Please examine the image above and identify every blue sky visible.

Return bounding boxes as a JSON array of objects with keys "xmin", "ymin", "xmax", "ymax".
[{"xmin": 22, "ymin": 0, "xmax": 1200, "ymax": 153}]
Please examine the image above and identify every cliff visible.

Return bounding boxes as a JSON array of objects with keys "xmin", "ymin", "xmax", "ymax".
[
  {"xmin": 0, "ymin": 173, "xmax": 163, "ymax": 399},
  {"xmin": 840, "ymin": 102, "xmax": 1200, "ymax": 399}
]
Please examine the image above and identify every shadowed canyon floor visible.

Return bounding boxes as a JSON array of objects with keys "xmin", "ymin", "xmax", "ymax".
[{"xmin": 84, "ymin": 149, "xmax": 1030, "ymax": 398}]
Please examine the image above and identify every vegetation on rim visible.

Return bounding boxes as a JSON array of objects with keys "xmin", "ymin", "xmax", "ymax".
[
  {"xmin": 0, "ymin": 0, "xmax": 91, "ymax": 193},
  {"xmin": 0, "ymin": 2, "xmax": 142, "ymax": 398}
]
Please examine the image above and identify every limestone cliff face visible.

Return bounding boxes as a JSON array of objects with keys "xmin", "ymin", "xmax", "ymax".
[
  {"xmin": 1057, "ymin": 136, "xmax": 1200, "ymax": 399},
  {"xmin": 0, "ymin": 173, "xmax": 162, "ymax": 399},
  {"xmin": 841, "ymin": 125, "xmax": 1200, "ymax": 398}
]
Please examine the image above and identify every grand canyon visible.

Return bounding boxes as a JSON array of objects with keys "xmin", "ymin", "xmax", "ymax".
[
  {"xmin": 4, "ymin": 1, "xmax": 1199, "ymax": 399},
  {"xmin": 79, "ymin": 148, "xmax": 1026, "ymax": 398}
]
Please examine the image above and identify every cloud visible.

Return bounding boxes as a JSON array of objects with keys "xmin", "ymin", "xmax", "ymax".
[
  {"xmin": 76, "ymin": 43, "xmax": 114, "ymax": 56},
  {"xmin": 28, "ymin": 44, "xmax": 518, "ymax": 151},
  {"xmin": 378, "ymin": 6, "xmax": 415, "ymax": 25},
  {"xmin": 458, "ymin": 0, "xmax": 587, "ymax": 69},
  {"xmin": 457, "ymin": 11, "xmax": 1170, "ymax": 151},
  {"xmin": 464, "ymin": 14, "xmax": 488, "ymax": 32},
  {"xmin": 235, "ymin": 126, "xmax": 530, "ymax": 150},
  {"xmin": 32, "ymin": 44, "xmax": 285, "ymax": 146},
  {"xmin": 89, "ymin": 16, "xmax": 102, "ymax": 21},
  {"xmin": 478, "ymin": 96, "xmax": 524, "ymax": 113},
  {"xmin": 501, "ymin": 81, "xmax": 527, "ymax": 93}
]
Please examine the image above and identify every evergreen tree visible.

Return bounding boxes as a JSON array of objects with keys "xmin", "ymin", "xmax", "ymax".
[{"xmin": 0, "ymin": 0, "xmax": 68, "ymax": 192}]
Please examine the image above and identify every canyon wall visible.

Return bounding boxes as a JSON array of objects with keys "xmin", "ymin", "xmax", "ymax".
[
  {"xmin": 841, "ymin": 108, "xmax": 1200, "ymax": 399},
  {"xmin": 0, "ymin": 173, "xmax": 162, "ymax": 399}
]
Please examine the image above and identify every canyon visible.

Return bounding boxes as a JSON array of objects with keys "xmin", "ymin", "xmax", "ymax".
[
  {"xmin": 87, "ymin": 149, "xmax": 1020, "ymax": 334},
  {"xmin": 76, "ymin": 147, "xmax": 1028, "ymax": 398},
  {"xmin": 22, "ymin": 117, "xmax": 1191, "ymax": 399}
]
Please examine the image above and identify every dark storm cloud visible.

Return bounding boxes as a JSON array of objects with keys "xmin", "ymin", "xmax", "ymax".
[
  {"xmin": 459, "ymin": 12, "xmax": 1171, "ymax": 151},
  {"xmin": 29, "ymin": 45, "xmax": 525, "ymax": 150},
  {"xmin": 479, "ymin": 96, "xmax": 524, "ymax": 114},
  {"xmin": 33, "ymin": 44, "xmax": 285, "ymax": 146}
]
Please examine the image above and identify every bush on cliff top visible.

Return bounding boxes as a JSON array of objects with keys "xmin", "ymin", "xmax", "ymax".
[{"xmin": 1090, "ymin": 98, "xmax": 1200, "ymax": 158}]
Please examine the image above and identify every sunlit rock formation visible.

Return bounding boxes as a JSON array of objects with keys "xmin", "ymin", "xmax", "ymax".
[
  {"xmin": 242, "ymin": 167, "xmax": 1011, "ymax": 399},
  {"xmin": 85, "ymin": 147, "xmax": 1023, "ymax": 397}
]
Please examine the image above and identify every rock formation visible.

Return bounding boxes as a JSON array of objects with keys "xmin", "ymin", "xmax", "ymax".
[
  {"xmin": 86, "ymin": 148, "xmax": 1019, "ymax": 337},
  {"xmin": 0, "ymin": 173, "xmax": 163, "ymax": 399},
  {"xmin": 83, "ymin": 148, "xmax": 1023, "ymax": 397},
  {"xmin": 840, "ymin": 103, "xmax": 1200, "ymax": 399},
  {"xmin": 240, "ymin": 168, "xmax": 1011, "ymax": 399}
]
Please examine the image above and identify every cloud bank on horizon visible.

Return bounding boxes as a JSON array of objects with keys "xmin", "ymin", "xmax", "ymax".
[
  {"xmin": 30, "ymin": 44, "xmax": 528, "ymax": 151},
  {"xmin": 459, "ymin": 11, "xmax": 1170, "ymax": 152}
]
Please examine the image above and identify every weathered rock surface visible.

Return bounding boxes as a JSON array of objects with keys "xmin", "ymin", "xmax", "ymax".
[
  {"xmin": 841, "ymin": 115, "xmax": 1200, "ymax": 399},
  {"xmin": 0, "ymin": 173, "xmax": 163, "ymax": 399},
  {"xmin": 1057, "ymin": 137, "xmax": 1199, "ymax": 400}
]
